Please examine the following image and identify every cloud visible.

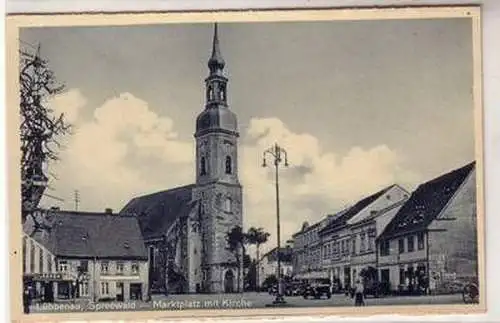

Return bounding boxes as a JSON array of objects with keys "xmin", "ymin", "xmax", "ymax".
[
  {"xmin": 41, "ymin": 91, "xmax": 421, "ymax": 255},
  {"xmin": 41, "ymin": 91, "xmax": 194, "ymax": 212},
  {"xmin": 46, "ymin": 89, "xmax": 87, "ymax": 124},
  {"xmin": 240, "ymin": 118, "xmax": 421, "ymax": 253}
]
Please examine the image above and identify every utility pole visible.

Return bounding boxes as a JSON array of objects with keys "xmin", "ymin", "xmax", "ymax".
[{"xmin": 74, "ymin": 190, "xmax": 80, "ymax": 211}]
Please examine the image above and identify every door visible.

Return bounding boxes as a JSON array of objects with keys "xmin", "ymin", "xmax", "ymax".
[
  {"xmin": 116, "ymin": 282, "xmax": 124, "ymax": 302},
  {"xmin": 130, "ymin": 283, "xmax": 142, "ymax": 301},
  {"xmin": 381, "ymin": 269, "xmax": 390, "ymax": 283},
  {"xmin": 43, "ymin": 282, "xmax": 54, "ymax": 303},
  {"xmin": 344, "ymin": 267, "xmax": 351, "ymax": 291},
  {"xmin": 224, "ymin": 270, "xmax": 235, "ymax": 293}
]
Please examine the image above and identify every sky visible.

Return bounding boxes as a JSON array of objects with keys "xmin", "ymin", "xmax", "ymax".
[{"xmin": 20, "ymin": 17, "xmax": 475, "ymax": 254}]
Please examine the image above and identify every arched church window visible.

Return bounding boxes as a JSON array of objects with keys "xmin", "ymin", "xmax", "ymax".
[
  {"xmin": 225, "ymin": 156, "xmax": 232, "ymax": 174},
  {"xmin": 200, "ymin": 157, "xmax": 207, "ymax": 176},
  {"xmin": 208, "ymin": 86, "xmax": 214, "ymax": 101},
  {"xmin": 220, "ymin": 86, "xmax": 226, "ymax": 101},
  {"xmin": 224, "ymin": 197, "xmax": 232, "ymax": 213}
]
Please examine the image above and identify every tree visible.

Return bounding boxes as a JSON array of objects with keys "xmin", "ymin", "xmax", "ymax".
[
  {"xmin": 246, "ymin": 227, "xmax": 270, "ymax": 291},
  {"xmin": 19, "ymin": 44, "xmax": 71, "ymax": 224},
  {"xmin": 226, "ymin": 225, "xmax": 247, "ymax": 292}
]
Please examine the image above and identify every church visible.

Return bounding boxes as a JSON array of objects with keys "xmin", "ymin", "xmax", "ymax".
[{"xmin": 120, "ymin": 24, "xmax": 243, "ymax": 294}]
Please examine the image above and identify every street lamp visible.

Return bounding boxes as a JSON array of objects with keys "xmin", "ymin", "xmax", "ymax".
[{"xmin": 262, "ymin": 143, "xmax": 289, "ymax": 305}]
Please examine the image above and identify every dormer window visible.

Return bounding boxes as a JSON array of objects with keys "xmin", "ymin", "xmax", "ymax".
[
  {"xmin": 225, "ymin": 156, "xmax": 232, "ymax": 174},
  {"xmin": 200, "ymin": 157, "xmax": 207, "ymax": 176}
]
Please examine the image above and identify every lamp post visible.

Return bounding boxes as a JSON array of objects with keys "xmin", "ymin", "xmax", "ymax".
[{"xmin": 262, "ymin": 143, "xmax": 288, "ymax": 305}]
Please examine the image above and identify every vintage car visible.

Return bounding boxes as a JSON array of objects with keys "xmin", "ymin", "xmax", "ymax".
[{"xmin": 303, "ymin": 281, "xmax": 332, "ymax": 299}]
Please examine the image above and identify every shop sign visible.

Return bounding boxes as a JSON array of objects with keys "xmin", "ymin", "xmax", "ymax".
[{"xmin": 28, "ymin": 273, "xmax": 63, "ymax": 280}]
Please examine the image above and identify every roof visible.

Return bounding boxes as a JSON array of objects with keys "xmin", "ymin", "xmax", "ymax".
[
  {"xmin": 319, "ymin": 185, "xmax": 396, "ymax": 235},
  {"xmin": 208, "ymin": 23, "xmax": 225, "ymax": 71},
  {"xmin": 379, "ymin": 162, "xmax": 475, "ymax": 240},
  {"xmin": 120, "ymin": 184, "xmax": 196, "ymax": 240},
  {"xmin": 262, "ymin": 246, "xmax": 293, "ymax": 263},
  {"xmin": 24, "ymin": 210, "xmax": 148, "ymax": 260},
  {"xmin": 292, "ymin": 209, "xmax": 348, "ymax": 238}
]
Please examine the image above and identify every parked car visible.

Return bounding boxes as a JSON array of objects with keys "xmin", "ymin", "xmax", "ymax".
[
  {"xmin": 303, "ymin": 282, "xmax": 332, "ymax": 299},
  {"xmin": 284, "ymin": 282, "xmax": 304, "ymax": 296}
]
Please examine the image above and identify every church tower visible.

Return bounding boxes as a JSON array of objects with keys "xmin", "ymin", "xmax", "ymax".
[{"xmin": 193, "ymin": 23, "xmax": 243, "ymax": 293}]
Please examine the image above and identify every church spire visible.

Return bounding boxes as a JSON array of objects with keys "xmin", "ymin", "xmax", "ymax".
[{"xmin": 208, "ymin": 23, "xmax": 225, "ymax": 74}]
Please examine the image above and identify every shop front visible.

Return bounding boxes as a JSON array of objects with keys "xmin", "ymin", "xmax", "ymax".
[{"xmin": 23, "ymin": 273, "xmax": 65, "ymax": 303}]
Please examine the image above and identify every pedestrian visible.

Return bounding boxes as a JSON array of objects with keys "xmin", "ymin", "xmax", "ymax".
[
  {"xmin": 354, "ymin": 279, "xmax": 365, "ymax": 306},
  {"xmin": 23, "ymin": 284, "xmax": 32, "ymax": 314}
]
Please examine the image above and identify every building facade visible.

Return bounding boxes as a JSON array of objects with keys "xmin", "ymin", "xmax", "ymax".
[
  {"xmin": 258, "ymin": 247, "xmax": 293, "ymax": 288},
  {"xmin": 23, "ymin": 209, "xmax": 149, "ymax": 302},
  {"xmin": 318, "ymin": 184, "xmax": 409, "ymax": 290},
  {"xmin": 377, "ymin": 162, "xmax": 477, "ymax": 294},
  {"xmin": 120, "ymin": 24, "xmax": 243, "ymax": 294},
  {"xmin": 292, "ymin": 216, "xmax": 335, "ymax": 279}
]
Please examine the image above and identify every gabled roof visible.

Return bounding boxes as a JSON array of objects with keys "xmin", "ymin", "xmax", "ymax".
[
  {"xmin": 292, "ymin": 209, "xmax": 348, "ymax": 238},
  {"xmin": 120, "ymin": 184, "xmax": 196, "ymax": 240},
  {"xmin": 24, "ymin": 210, "xmax": 147, "ymax": 260},
  {"xmin": 319, "ymin": 185, "xmax": 396, "ymax": 236},
  {"xmin": 379, "ymin": 162, "xmax": 475, "ymax": 240}
]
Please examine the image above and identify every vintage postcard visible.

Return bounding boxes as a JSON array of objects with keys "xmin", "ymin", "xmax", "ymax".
[{"xmin": 6, "ymin": 5, "xmax": 484, "ymax": 321}]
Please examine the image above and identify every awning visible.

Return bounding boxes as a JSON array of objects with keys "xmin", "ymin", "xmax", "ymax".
[{"xmin": 295, "ymin": 271, "xmax": 330, "ymax": 280}]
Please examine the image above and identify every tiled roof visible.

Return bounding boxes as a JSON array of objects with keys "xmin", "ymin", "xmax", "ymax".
[
  {"xmin": 319, "ymin": 185, "xmax": 396, "ymax": 235},
  {"xmin": 24, "ymin": 211, "xmax": 148, "ymax": 260},
  {"xmin": 120, "ymin": 184, "xmax": 196, "ymax": 240},
  {"xmin": 379, "ymin": 162, "xmax": 475, "ymax": 240}
]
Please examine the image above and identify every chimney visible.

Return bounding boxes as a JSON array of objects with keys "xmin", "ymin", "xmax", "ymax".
[{"xmin": 105, "ymin": 208, "xmax": 113, "ymax": 215}]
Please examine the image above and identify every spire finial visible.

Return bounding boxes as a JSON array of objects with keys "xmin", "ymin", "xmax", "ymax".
[{"xmin": 208, "ymin": 22, "xmax": 225, "ymax": 72}]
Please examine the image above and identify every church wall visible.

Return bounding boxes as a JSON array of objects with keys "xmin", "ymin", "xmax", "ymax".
[
  {"xmin": 193, "ymin": 182, "xmax": 243, "ymax": 293},
  {"xmin": 187, "ymin": 212, "xmax": 203, "ymax": 293}
]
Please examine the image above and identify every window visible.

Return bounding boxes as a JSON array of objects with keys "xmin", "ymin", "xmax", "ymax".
[
  {"xmin": 398, "ymin": 238, "xmax": 405, "ymax": 254},
  {"xmin": 30, "ymin": 244, "xmax": 36, "ymax": 273},
  {"xmin": 200, "ymin": 157, "xmax": 207, "ymax": 176},
  {"xmin": 225, "ymin": 156, "xmax": 232, "ymax": 174},
  {"xmin": 194, "ymin": 248, "xmax": 197, "ymax": 255},
  {"xmin": 58, "ymin": 260, "xmax": 68, "ymax": 272},
  {"xmin": 116, "ymin": 262, "xmax": 124, "ymax": 274},
  {"xmin": 407, "ymin": 235, "xmax": 415, "ymax": 252},
  {"xmin": 101, "ymin": 282, "xmax": 109, "ymax": 296},
  {"xmin": 417, "ymin": 232, "xmax": 425, "ymax": 250},
  {"xmin": 79, "ymin": 260, "xmax": 89, "ymax": 273},
  {"xmin": 131, "ymin": 263, "xmax": 139, "ymax": 275},
  {"xmin": 80, "ymin": 282, "xmax": 89, "ymax": 296},
  {"xmin": 39, "ymin": 248, "xmax": 44, "ymax": 273},
  {"xmin": 351, "ymin": 238, "xmax": 356, "ymax": 255},
  {"xmin": 399, "ymin": 267, "xmax": 405, "ymax": 285},
  {"xmin": 224, "ymin": 197, "xmax": 232, "ymax": 213},
  {"xmin": 360, "ymin": 233, "xmax": 366, "ymax": 252},
  {"xmin": 208, "ymin": 86, "xmax": 214, "ymax": 101},
  {"xmin": 101, "ymin": 261, "xmax": 109, "ymax": 273},
  {"xmin": 47, "ymin": 256, "xmax": 53, "ymax": 273},
  {"xmin": 380, "ymin": 240, "xmax": 390, "ymax": 256}
]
